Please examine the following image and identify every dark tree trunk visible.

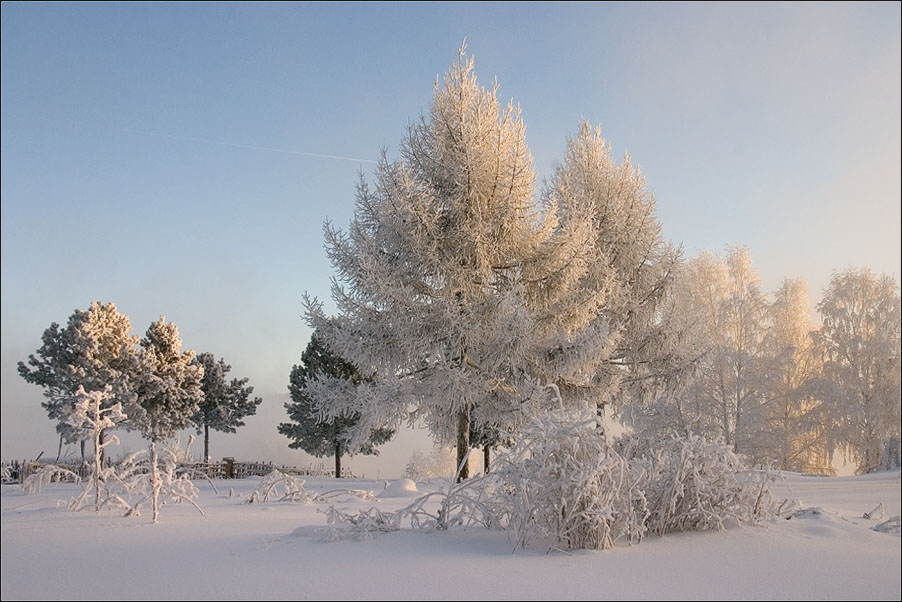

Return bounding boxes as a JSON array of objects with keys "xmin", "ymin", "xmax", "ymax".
[
  {"xmin": 80, "ymin": 439, "xmax": 86, "ymax": 463},
  {"xmin": 334, "ymin": 441, "xmax": 341, "ymax": 478},
  {"xmin": 456, "ymin": 408, "xmax": 470, "ymax": 482},
  {"xmin": 98, "ymin": 429, "xmax": 105, "ymax": 467},
  {"xmin": 56, "ymin": 434, "xmax": 63, "ymax": 462},
  {"xmin": 483, "ymin": 445, "xmax": 490, "ymax": 474},
  {"xmin": 204, "ymin": 424, "xmax": 210, "ymax": 461}
]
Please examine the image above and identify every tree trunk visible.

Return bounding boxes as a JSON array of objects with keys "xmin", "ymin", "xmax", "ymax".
[
  {"xmin": 483, "ymin": 445, "xmax": 490, "ymax": 474},
  {"xmin": 56, "ymin": 434, "xmax": 63, "ymax": 462},
  {"xmin": 204, "ymin": 424, "xmax": 210, "ymax": 462},
  {"xmin": 150, "ymin": 440, "xmax": 161, "ymax": 523},
  {"xmin": 334, "ymin": 441, "xmax": 341, "ymax": 479},
  {"xmin": 456, "ymin": 408, "xmax": 470, "ymax": 482},
  {"xmin": 98, "ymin": 429, "xmax": 106, "ymax": 467},
  {"xmin": 93, "ymin": 418, "xmax": 102, "ymax": 512},
  {"xmin": 80, "ymin": 439, "xmax": 86, "ymax": 463}
]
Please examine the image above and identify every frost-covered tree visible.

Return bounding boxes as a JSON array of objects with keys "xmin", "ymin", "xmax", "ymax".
[
  {"xmin": 65, "ymin": 385, "xmax": 127, "ymax": 512},
  {"xmin": 278, "ymin": 335, "xmax": 393, "ymax": 478},
  {"xmin": 628, "ymin": 248, "xmax": 770, "ymax": 457},
  {"xmin": 543, "ymin": 122, "xmax": 684, "ymax": 411},
  {"xmin": 18, "ymin": 301, "xmax": 138, "ymax": 462},
  {"xmin": 305, "ymin": 48, "xmax": 679, "ymax": 480},
  {"xmin": 132, "ymin": 316, "xmax": 204, "ymax": 522},
  {"xmin": 759, "ymin": 278, "xmax": 832, "ymax": 473},
  {"xmin": 192, "ymin": 352, "xmax": 262, "ymax": 461},
  {"xmin": 814, "ymin": 268, "xmax": 901, "ymax": 473}
]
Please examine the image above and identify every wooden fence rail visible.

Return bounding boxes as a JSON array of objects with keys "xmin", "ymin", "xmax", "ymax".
[{"xmin": 2, "ymin": 459, "xmax": 357, "ymax": 485}]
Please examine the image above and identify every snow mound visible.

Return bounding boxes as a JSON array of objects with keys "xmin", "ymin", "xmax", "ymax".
[{"xmin": 377, "ymin": 478, "xmax": 420, "ymax": 498}]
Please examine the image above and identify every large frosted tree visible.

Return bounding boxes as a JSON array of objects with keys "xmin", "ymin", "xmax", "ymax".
[
  {"xmin": 278, "ymin": 334, "xmax": 393, "ymax": 478},
  {"xmin": 304, "ymin": 48, "xmax": 678, "ymax": 479},
  {"xmin": 18, "ymin": 301, "xmax": 138, "ymax": 462},
  {"xmin": 192, "ymin": 352, "xmax": 262, "ymax": 461},
  {"xmin": 132, "ymin": 316, "xmax": 204, "ymax": 522},
  {"xmin": 814, "ymin": 268, "xmax": 901, "ymax": 473}
]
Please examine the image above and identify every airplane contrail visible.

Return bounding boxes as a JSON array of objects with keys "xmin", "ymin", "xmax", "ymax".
[{"xmin": 115, "ymin": 126, "xmax": 379, "ymax": 164}]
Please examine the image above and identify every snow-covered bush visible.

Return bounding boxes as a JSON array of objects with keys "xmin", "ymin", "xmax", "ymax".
[
  {"xmin": 620, "ymin": 432, "xmax": 775, "ymax": 535},
  {"xmin": 320, "ymin": 506, "xmax": 401, "ymax": 542},
  {"xmin": 66, "ymin": 437, "xmax": 204, "ymax": 518},
  {"xmin": 493, "ymin": 409, "xmax": 647, "ymax": 551},
  {"xmin": 247, "ymin": 470, "xmax": 322, "ymax": 504},
  {"xmin": 21, "ymin": 464, "xmax": 80, "ymax": 495},
  {"xmin": 320, "ymin": 413, "xmax": 776, "ymax": 551}
]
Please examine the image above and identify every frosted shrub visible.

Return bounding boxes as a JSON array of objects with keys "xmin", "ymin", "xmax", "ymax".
[
  {"xmin": 247, "ymin": 470, "xmax": 322, "ymax": 504},
  {"xmin": 21, "ymin": 464, "xmax": 80, "ymax": 495},
  {"xmin": 494, "ymin": 410, "xmax": 647, "ymax": 551},
  {"xmin": 320, "ymin": 506, "xmax": 401, "ymax": 542},
  {"xmin": 621, "ymin": 432, "xmax": 775, "ymax": 535}
]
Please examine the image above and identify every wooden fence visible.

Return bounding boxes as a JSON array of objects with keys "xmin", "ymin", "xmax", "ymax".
[{"xmin": 2, "ymin": 458, "xmax": 357, "ymax": 485}]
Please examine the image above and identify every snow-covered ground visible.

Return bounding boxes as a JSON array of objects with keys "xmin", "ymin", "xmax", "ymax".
[{"xmin": 2, "ymin": 470, "xmax": 899, "ymax": 600}]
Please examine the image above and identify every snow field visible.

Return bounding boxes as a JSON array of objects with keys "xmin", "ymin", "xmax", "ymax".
[{"xmin": 1, "ymin": 471, "xmax": 899, "ymax": 600}]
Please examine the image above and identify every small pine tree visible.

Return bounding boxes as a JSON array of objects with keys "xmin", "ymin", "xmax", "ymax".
[
  {"xmin": 132, "ymin": 316, "xmax": 204, "ymax": 522},
  {"xmin": 278, "ymin": 334, "xmax": 393, "ymax": 478},
  {"xmin": 192, "ymin": 352, "xmax": 263, "ymax": 461}
]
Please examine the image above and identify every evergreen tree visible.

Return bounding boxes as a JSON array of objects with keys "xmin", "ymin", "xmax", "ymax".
[
  {"xmin": 192, "ymin": 352, "xmax": 262, "ymax": 461},
  {"xmin": 278, "ymin": 335, "xmax": 393, "ymax": 478},
  {"xmin": 18, "ymin": 301, "xmax": 138, "ymax": 462},
  {"xmin": 132, "ymin": 316, "xmax": 204, "ymax": 522}
]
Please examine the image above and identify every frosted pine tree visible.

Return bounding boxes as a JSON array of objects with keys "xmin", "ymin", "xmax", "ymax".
[
  {"xmin": 18, "ymin": 301, "xmax": 139, "ymax": 462},
  {"xmin": 192, "ymin": 352, "xmax": 262, "ymax": 461},
  {"xmin": 278, "ymin": 334, "xmax": 393, "ymax": 478},
  {"xmin": 132, "ymin": 316, "xmax": 204, "ymax": 522}
]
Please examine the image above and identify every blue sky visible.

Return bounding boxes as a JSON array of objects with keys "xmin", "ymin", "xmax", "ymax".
[{"xmin": 2, "ymin": 2, "xmax": 899, "ymax": 475}]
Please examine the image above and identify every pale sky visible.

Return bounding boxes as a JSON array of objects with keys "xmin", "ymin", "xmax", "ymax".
[{"xmin": 2, "ymin": 2, "xmax": 899, "ymax": 477}]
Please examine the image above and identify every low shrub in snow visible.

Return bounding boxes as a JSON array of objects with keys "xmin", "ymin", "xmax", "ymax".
[
  {"xmin": 321, "ymin": 410, "xmax": 777, "ymax": 551},
  {"xmin": 620, "ymin": 432, "xmax": 776, "ymax": 535},
  {"xmin": 247, "ymin": 470, "xmax": 322, "ymax": 504},
  {"xmin": 493, "ymin": 410, "xmax": 647, "ymax": 551}
]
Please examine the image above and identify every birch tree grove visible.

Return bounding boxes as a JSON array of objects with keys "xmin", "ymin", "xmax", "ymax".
[
  {"xmin": 304, "ymin": 48, "xmax": 678, "ymax": 478},
  {"xmin": 815, "ymin": 268, "xmax": 901, "ymax": 473}
]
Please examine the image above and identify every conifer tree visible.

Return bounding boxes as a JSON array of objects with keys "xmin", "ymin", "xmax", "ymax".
[
  {"xmin": 132, "ymin": 316, "xmax": 203, "ymax": 522},
  {"xmin": 192, "ymin": 352, "xmax": 262, "ymax": 461},
  {"xmin": 18, "ymin": 301, "xmax": 138, "ymax": 462},
  {"xmin": 278, "ymin": 334, "xmax": 393, "ymax": 478}
]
